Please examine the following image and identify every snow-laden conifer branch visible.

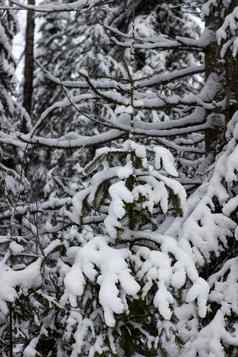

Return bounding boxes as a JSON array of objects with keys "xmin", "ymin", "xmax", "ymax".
[
  {"xmin": 167, "ymin": 113, "xmax": 238, "ymax": 266},
  {"xmin": 38, "ymin": 63, "xmax": 205, "ymax": 90},
  {"xmin": 10, "ymin": 0, "xmax": 112, "ymax": 12},
  {"xmin": 30, "ymin": 92, "xmax": 97, "ymax": 136},
  {"xmin": 105, "ymin": 24, "xmax": 214, "ymax": 50},
  {"xmin": 0, "ymin": 197, "xmax": 70, "ymax": 220},
  {"xmin": 18, "ymin": 129, "xmax": 125, "ymax": 148},
  {"xmin": 111, "ymin": 35, "xmax": 205, "ymax": 52},
  {"xmin": 36, "ymin": 57, "xmax": 204, "ymax": 98},
  {"xmin": 0, "ymin": 131, "xmax": 26, "ymax": 149}
]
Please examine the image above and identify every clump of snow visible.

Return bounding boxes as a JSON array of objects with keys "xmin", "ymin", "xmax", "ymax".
[
  {"xmin": 153, "ymin": 146, "xmax": 178, "ymax": 177},
  {"xmin": 9, "ymin": 241, "xmax": 24, "ymax": 255},
  {"xmin": 133, "ymin": 235, "xmax": 209, "ymax": 320},
  {"xmin": 182, "ymin": 310, "xmax": 238, "ymax": 357},
  {"xmin": 63, "ymin": 236, "xmax": 140, "ymax": 327},
  {"xmin": 105, "ymin": 181, "xmax": 133, "ymax": 238},
  {"xmin": 23, "ymin": 337, "xmax": 40, "ymax": 357},
  {"xmin": 0, "ymin": 258, "xmax": 42, "ymax": 314},
  {"xmin": 209, "ymin": 257, "xmax": 238, "ymax": 315}
]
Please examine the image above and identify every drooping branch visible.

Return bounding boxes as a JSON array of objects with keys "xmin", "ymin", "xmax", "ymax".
[
  {"xmin": 10, "ymin": 0, "xmax": 113, "ymax": 12},
  {"xmin": 36, "ymin": 58, "xmax": 205, "ymax": 91}
]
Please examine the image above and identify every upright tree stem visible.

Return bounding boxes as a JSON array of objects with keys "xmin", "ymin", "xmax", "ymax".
[
  {"xmin": 9, "ymin": 303, "xmax": 13, "ymax": 357},
  {"xmin": 23, "ymin": 0, "xmax": 35, "ymax": 126}
]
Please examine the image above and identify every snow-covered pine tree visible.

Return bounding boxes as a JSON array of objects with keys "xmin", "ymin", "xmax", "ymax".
[{"xmin": 59, "ymin": 139, "xmax": 210, "ymax": 356}]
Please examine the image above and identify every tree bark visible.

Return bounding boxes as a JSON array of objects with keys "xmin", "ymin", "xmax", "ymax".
[
  {"xmin": 204, "ymin": 5, "xmax": 224, "ymax": 161},
  {"xmin": 23, "ymin": 0, "xmax": 35, "ymax": 129},
  {"xmin": 205, "ymin": 1, "xmax": 238, "ymax": 160}
]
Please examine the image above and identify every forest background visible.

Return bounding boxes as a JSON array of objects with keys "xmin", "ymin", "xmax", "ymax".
[{"xmin": 1, "ymin": 0, "xmax": 238, "ymax": 356}]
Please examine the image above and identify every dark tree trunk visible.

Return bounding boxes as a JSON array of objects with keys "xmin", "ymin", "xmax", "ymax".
[
  {"xmin": 204, "ymin": 5, "xmax": 224, "ymax": 161},
  {"xmin": 205, "ymin": 1, "xmax": 238, "ymax": 160},
  {"xmin": 23, "ymin": 0, "xmax": 35, "ymax": 130}
]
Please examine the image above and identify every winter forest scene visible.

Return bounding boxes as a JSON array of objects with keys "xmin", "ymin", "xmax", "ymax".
[{"xmin": 2, "ymin": 0, "xmax": 238, "ymax": 356}]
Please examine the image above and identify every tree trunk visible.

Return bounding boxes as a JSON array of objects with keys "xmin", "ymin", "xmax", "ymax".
[
  {"xmin": 205, "ymin": 1, "xmax": 238, "ymax": 160},
  {"xmin": 204, "ymin": 6, "xmax": 224, "ymax": 161},
  {"xmin": 23, "ymin": 0, "xmax": 35, "ymax": 129}
]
